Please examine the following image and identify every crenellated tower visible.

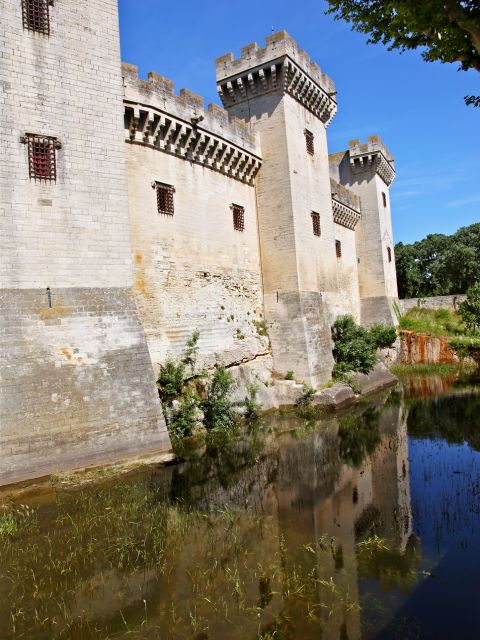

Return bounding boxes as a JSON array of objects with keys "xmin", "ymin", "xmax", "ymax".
[
  {"xmin": 0, "ymin": 0, "xmax": 170, "ymax": 484},
  {"xmin": 216, "ymin": 31, "xmax": 339, "ymax": 385},
  {"xmin": 329, "ymin": 136, "xmax": 398, "ymax": 326}
]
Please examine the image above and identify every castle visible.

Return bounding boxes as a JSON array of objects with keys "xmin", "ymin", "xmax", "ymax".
[{"xmin": 0, "ymin": 0, "xmax": 398, "ymax": 485}]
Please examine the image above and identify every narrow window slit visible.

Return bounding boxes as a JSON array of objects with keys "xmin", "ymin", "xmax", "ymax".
[{"xmin": 311, "ymin": 211, "xmax": 320, "ymax": 236}]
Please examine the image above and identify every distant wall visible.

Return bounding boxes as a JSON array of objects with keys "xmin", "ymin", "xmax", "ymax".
[{"xmin": 399, "ymin": 295, "xmax": 466, "ymax": 314}]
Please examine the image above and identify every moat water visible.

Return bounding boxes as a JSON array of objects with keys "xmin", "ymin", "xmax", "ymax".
[{"xmin": 1, "ymin": 374, "xmax": 480, "ymax": 639}]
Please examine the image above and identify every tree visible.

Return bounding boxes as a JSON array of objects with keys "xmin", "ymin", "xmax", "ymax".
[
  {"xmin": 395, "ymin": 223, "xmax": 480, "ymax": 298},
  {"xmin": 325, "ymin": 0, "xmax": 480, "ymax": 105},
  {"xmin": 458, "ymin": 281, "xmax": 480, "ymax": 331}
]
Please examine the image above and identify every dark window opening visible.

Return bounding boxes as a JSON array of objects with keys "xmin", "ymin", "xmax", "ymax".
[
  {"xmin": 305, "ymin": 129, "xmax": 314, "ymax": 156},
  {"xmin": 387, "ymin": 246, "xmax": 392, "ymax": 263},
  {"xmin": 155, "ymin": 182, "xmax": 175, "ymax": 215},
  {"xmin": 311, "ymin": 211, "xmax": 321, "ymax": 236},
  {"xmin": 382, "ymin": 192, "xmax": 387, "ymax": 207},
  {"xmin": 22, "ymin": 0, "xmax": 52, "ymax": 36},
  {"xmin": 335, "ymin": 240, "xmax": 342, "ymax": 258},
  {"xmin": 232, "ymin": 204, "xmax": 245, "ymax": 231},
  {"xmin": 23, "ymin": 133, "xmax": 58, "ymax": 182}
]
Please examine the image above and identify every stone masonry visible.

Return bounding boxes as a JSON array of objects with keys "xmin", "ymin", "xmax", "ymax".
[{"xmin": 1, "ymin": 4, "xmax": 399, "ymax": 485}]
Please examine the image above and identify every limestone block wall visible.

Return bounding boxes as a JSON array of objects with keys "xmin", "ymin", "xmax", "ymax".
[
  {"xmin": 123, "ymin": 69, "xmax": 267, "ymax": 370},
  {"xmin": 330, "ymin": 138, "xmax": 398, "ymax": 327},
  {"xmin": 399, "ymin": 294, "xmax": 466, "ymax": 314},
  {"xmin": 0, "ymin": 0, "xmax": 169, "ymax": 485},
  {"xmin": 215, "ymin": 32, "xmax": 339, "ymax": 385},
  {"xmin": 325, "ymin": 223, "xmax": 361, "ymax": 323}
]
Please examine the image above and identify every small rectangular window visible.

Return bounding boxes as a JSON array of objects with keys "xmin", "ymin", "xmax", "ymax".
[
  {"xmin": 22, "ymin": 133, "xmax": 58, "ymax": 182},
  {"xmin": 305, "ymin": 129, "xmax": 314, "ymax": 156},
  {"xmin": 335, "ymin": 240, "xmax": 342, "ymax": 258},
  {"xmin": 387, "ymin": 246, "xmax": 392, "ymax": 263},
  {"xmin": 22, "ymin": 0, "xmax": 51, "ymax": 36},
  {"xmin": 311, "ymin": 211, "xmax": 321, "ymax": 236},
  {"xmin": 232, "ymin": 204, "xmax": 245, "ymax": 231},
  {"xmin": 382, "ymin": 192, "xmax": 387, "ymax": 207},
  {"xmin": 155, "ymin": 182, "xmax": 175, "ymax": 215}
]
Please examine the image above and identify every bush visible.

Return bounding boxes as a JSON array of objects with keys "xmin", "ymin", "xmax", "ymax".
[
  {"xmin": 168, "ymin": 394, "xmax": 198, "ymax": 442},
  {"xmin": 157, "ymin": 358, "xmax": 185, "ymax": 407},
  {"xmin": 449, "ymin": 336, "xmax": 480, "ymax": 369},
  {"xmin": 201, "ymin": 366, "xmax": 237, "ymax": 432},
  {"xmin": 243, "ymin": 383, "xmax": 261, "ymax": 420},
  {"xmin": 369, "ymin": 323, "xmax": 397, "ymax": 349},
  {"xmin": 331, "ymin": 315, "xmax": 377, "ymax": 377},
  {"xmin": 459, "ymin": 282, "xmax": 480, "ymax": 333},
  {"xmin": 297, "ymin": 385, "xmax": 316, "ymax": 406},
  {"xmin": 285, "ymin": 370, "xmax": 295, "ymax": 380}
]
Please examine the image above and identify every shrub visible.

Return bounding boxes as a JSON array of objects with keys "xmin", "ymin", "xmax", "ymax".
[
  {"xmin": 297, "ymin": 385, "xmax": 317, "ymax": 406},
  {"xmin": 285, "ymin": 370, "xmax": 295, "ymax": 380},
  {"xmin": 201, "ymin": 366, "xmax": 237, "ymax": 432},
  {"xmin": 243, "ymin": 383, "xmax": 261, "ymax": 420},
  {"xmin": 168, "ymin": 396, "xmax": 198, "ymax": 442},
  {"xmin": 157, "ymin": 358, "xmax": 185, "ymax": 407},
  {"xmin": 459, "ymin": 282, "xmax": 480, "ymax": 333},
  {"xmin": 182, "ymin": 330, "xmax": 200, "ymax": 374},
  {"xmin": 331, "ymin": 315, "xmax": 377, "ymax": 377},
  {"xmin": 369, "ymin": 323, "xmax": 397, "ymax": 349},
  {"xmin": 449, "ymin": 336, "xmax": 480, "ymax": 369}
]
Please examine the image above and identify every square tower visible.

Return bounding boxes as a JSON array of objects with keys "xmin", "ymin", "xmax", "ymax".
[
  {"xmin": 329, "ymin": 137, "xmax": 399, "ymax": 326},
  {"xmin": 216, "ymin": 32, "xmax": 339, "ymax": 385},
  {"xmin": 0, "ymin": 0, "xmax": 170, "ymax": 484}
]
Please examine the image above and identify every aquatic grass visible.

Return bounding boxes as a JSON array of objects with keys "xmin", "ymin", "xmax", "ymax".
[{"xmin": 390, "ymin": 363, "xmax": 472, "ymax": 377}]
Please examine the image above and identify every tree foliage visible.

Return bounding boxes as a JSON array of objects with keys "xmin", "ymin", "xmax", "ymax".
[
  {"xmin": 458, "ymin": 281, "xmax": 480, "ymax": 331},
  {"xmin": 326, "ymin": 0, "xmax": 480, "ymax": 71},
  {"xmin": 325, "ymin": 0, "xmax": 480, "ymax": 105},
  {"xmin": 395, "ymin": 223, "xmax": 480, "ymax": 298}
]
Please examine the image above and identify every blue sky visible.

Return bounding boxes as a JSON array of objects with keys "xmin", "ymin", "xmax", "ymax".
[{"xmin": 118, "ymin": 0, "xmax": 479, "ymax": 245}]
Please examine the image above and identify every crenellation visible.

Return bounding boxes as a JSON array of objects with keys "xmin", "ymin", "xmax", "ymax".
[{"xmin": 1, "ymin": 15, "xmax": 400, "ymax": 483}]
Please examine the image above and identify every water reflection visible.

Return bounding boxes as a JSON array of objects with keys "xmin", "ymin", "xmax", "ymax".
[{"xmin": 0, "ymin": 382, "xmax": 479, "ymax": 639}]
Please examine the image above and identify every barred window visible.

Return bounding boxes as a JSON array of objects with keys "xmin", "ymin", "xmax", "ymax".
[
  {"xmin": 311, "ymin": 211, "xmax": 321, "ymax": 236},
  {"xmin": 335, "ymin": 240, "xmax": 342, "ymax": 258},
  {"xmin": 387, "ymin": 246, "xmax": 392, "ymax": 263},
  {"xmin": 22, "ymin": 0, "xmax": 52, "ymax": 36},
  {"xmin": 382, "ymin": 192, "xmax": 387, "ymax": 207},
  {"xmin": 154, "ymin": 182, "xmax": 175, "ymax": 215},
  {"xmin": 305, "ymin": 129, "xmax": 314, "ymax": 156},
  {"xmin": 22, "ymin": 133, "xmax": 59, "ymax": 182},
  {"xmin": 232, "ymin": 204, "xmax": 245, "ymax": 231}
]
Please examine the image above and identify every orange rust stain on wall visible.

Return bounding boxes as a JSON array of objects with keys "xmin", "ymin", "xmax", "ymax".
[
  {"xmin": 134, "ymin": 253, "xmax": 143, "ymax": 264},
  {"xmin": 36, "ymin": 306, "xmax": 71, "ymax": 320},
  {"xmin": 60, "ymin": 348, "xmax": 72, "ymax": 362}
]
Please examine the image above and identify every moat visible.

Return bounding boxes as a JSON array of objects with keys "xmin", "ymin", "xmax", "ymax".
[{"xmin": 1, "ymin": 374, "xmax": 480, "ymax": 639}]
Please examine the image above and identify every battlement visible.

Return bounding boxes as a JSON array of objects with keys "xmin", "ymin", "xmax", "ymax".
[
  {"xmin": 215, "ymin": 32, "xmax": 337, "ymax": 127},
  {"xmin": 216, "ymin": 31, "xmax": 335, "ymax": 95},
  {"xmin": 122, "ymin": 63, "xmax": 262, "ymax": 185},
  {"xmin": 330, "ymin": 179, "xmax": 362, "ymax": 230},
  {"xmin": 348, "ymin": 136, "xmax": 396, "ymax": 186}
]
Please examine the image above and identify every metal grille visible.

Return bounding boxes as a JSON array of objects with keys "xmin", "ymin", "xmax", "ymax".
[
  {"xmin": 335, "ymin": 240, "xmax": 342, "ymax": 258},
  {"xmin": 387, "ymin": 247, "xmax": 392, "ymax": 263},
  {"xmin": 155, "ymin": 183, "xmax": 175, "ymax": 215},
  {"xmin": 25, "ymin": 134, "xmax": 57, "ymax": 181},
  {"xmin": 305, "ymin": 129, "xmax": 314, "ymax": 156},
  {"xmin": 22, "ymin": 0, "xmax": 51, "ymax": 35},
  {"xmin": 311, "ymin": 211, "xmax": 321, "ymax": 236},
  {"xmin": 232, "ymin": 204, "xmax": 245, "ymax": 231}
]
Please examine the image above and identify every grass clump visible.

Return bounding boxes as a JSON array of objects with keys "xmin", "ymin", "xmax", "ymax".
[
  {"xmin": 449, "ymin": 335, "xmax": 480, "ymax": 369},
  {"xmin": 399, "ymin": 307, "xmax": 464, "ymax": 337},
  {"xmin": 285, "ymin": 370, "xmax": 295, "ymax": 380}
]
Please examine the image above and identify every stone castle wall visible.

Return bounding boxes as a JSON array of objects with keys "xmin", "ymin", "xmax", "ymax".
[
  {"xmin": 0, "ymin": 14, "xmax": 400, "ymax": 485},
  {"xmin": 0, "ymin": 0, "xmax": 169, "ymax": 485},
  {"xmin": 399, "ymin": 294, "xmax": 466, "ymax": 314},
  {"xmin": 123, "ymin": 66, "xmax": 268, "ymax": 370}
]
